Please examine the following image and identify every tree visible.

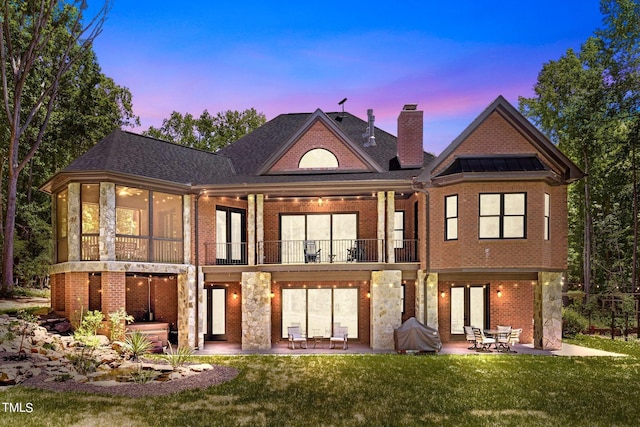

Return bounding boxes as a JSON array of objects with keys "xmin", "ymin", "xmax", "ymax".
[
  {"xmin": 520, "ymin": 0, "xmax": 640, "ymax": 299},
  {"xmin": 144, "ymin": 108, "xmax": 266, "ymax": 152},
  {"xmin": 0, "ymin": 1, "xmax": 111, "ymax": 296}
]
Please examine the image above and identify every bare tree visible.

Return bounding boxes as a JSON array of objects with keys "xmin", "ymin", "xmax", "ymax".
[{"xmin": 0, "ymin": 1, "xmax": 110, "ymax": 296}]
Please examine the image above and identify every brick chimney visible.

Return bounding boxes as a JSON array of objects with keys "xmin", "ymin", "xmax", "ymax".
[{"xmin": 397, "ymin": 104, "xmax": 424, "ymax": 168}]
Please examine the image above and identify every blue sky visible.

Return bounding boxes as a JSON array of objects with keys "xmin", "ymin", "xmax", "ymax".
[{"xmin": 91, "ymin": 1, "xmax": 604, "ymax": 155}]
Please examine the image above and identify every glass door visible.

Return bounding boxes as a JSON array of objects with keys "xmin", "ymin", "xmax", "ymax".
[
  {"xmin": 206, "ymin": 288, "xmax": 226, "ymax": 340},
  {"xmin": 450, "ymin": 285, "xmax": 487, "ymax": 337}
]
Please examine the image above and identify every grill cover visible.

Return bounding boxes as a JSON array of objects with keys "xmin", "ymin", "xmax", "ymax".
[{"xmin": 394, "ymin": 317, "xmax": 442, "ymax": 352}]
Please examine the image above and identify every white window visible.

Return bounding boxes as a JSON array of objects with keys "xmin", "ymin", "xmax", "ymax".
[
  {"xmin": 544, "ymin": 193, "xmax": 550, "ymax": 240},
  {"xmin": 445, "ymin": 195, "xmax": 458, "ymax": 240},
  {"xmin": 479, "ymin": 193, "xmax": 526, "ymax": 239},
  {"xmin": 298, "ymin": 148, "xmax": 339, "ymax": 169},
  {"xmin": 394, "ymin": 211, "xmax": 404, "ymax": 248}
]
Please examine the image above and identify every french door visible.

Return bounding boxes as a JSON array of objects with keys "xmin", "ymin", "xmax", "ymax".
[
  {"xmin": 216, "ymin": 207, "xmax": 246, "ymax": 265},
  {"xmin": 450, "ymin": 285, "xmax": 488, "ymax": 337}
]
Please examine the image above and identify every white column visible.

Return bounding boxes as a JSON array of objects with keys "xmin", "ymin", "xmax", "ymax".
[
  {"xmin": 248, "ymin": 195, "xmax": 256, "ymax": 265},
  {"xmin": 386, "ymin": 190, "xmax": 395, "ymax": 263},
  {"xmin": 99, "ymin": 182, "xmax": 116, "ymax": 261},
  {"xmin": 67, "ymin": 183, "xmax": 81, "ymax": 261},
  {"xmin": 183, "ymin": 194, "xmax": 191, "ymax": 264},
  {"xmin": 257, "ymin": 194, "xmax": 264, "ymax": 264},
  {"xmin": 377, "ymin": 192, "xmax": 385, "ymax": 262}
]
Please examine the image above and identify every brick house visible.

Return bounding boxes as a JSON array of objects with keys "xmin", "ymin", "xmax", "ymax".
[{"xmin": 41, "ymin": 95, "xmax": 582, "ymax": 351}]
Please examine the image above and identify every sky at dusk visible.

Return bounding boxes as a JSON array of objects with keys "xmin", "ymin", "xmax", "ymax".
[{"xmin": 90, "ymin": 1, "xmax": 604, "ymax": 155}]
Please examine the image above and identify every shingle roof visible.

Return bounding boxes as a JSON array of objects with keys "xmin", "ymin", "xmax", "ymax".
[{"xmin": 62, "ymin": 130, "xmax": 235, "ymax": 185}]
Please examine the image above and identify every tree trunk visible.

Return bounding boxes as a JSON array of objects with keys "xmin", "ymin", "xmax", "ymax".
[
  {"xmin": 1, "ymin": 164, "xmax": 18, "ymax": 296},
  {"xmin": 583, "ymin": 148, "xmax": 593, "ymax": 298}
]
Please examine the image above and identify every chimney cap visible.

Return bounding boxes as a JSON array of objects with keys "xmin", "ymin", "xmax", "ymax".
[{"xmin": 403, "ymin": 104, "xmax": 418, "ymax": 111}]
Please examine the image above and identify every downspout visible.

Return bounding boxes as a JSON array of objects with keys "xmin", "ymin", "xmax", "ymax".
[
  {"xmin": 411, "ymin": 179, "xmax": 429, "ymax": 270},
  {"xmin": 194, "ymin": 190, "xmax": 204, "ymax": 350}
]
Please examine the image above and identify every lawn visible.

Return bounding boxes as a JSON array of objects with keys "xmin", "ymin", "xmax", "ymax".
[{"xmin": 2, "ymin": 336, "xmax": 640, "ymax": 426}]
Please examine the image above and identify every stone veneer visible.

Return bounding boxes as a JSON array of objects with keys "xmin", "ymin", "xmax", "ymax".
[
  {"xmin": 248, "ymin": 195, "xmax": 255, "ymax": 265},
  {"xmin": 182, "ymin": 194, "xmax": 191, "ymax": 264},
  {"xmin": 241, "ymin": 272, "xmax": 272, "ymax": 350},
  {"xmin": 67, "ymin": 183, "xmax": 81, "ymax": 261},
  {"xmin": 386, "ymin": 191, "xmax": 395, "ymax": 263},
  {"xmin": 370, "ymin": 270, "xmax": 402, "ymax": 349},
  {"xmin": 377, "ymin": 192, "xmax": 385, "ymax": 262},
  {"xmin": 177, "ymin": 266, "xmax": 199, "ymax": 349},
  {"xmin": 534, "ymin": 271, "xmax": 563, "ymax": 350},
  {"xmin": 425, "ymin": 273, "xmax": 439, "ymax": 329},
  {"xmin": 414, "ymin": 270, "xmax": 426, "ymax": 323},
  {"xmin": 99, "ymin": 182, "xmax": 116, "ymax": 261}
]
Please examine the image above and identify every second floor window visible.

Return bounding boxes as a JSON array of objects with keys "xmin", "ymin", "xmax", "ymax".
[
  {"xmin": 445, "ymin": 195, "xmax": 458, "ymax": 240},
  {"xmin": 479, "ymin": 193, "xmax": 526, "ymax": 239}
]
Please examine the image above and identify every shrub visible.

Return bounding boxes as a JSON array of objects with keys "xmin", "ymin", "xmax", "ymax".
[
  {"xmin": 128, "ymin": 367, "xmax": 159, "ymax": 384},
  {"xmin": 160, "ymin": 343, "xmax": 194, "ymax": 369},
  {"xmin": 74, "ymin": 309, "xmax": 104, "ymax": 347},
  {"xmin": 107, "ymin": 308, "xmax": 134, "ymax": 342},
  {"xmin": 67, "ymin": 347, "xmax": 100, "ymax": 375},
  {"xmin": 563, "ymin": 307, "xmax": 588, "ymax": 338},
  {"xmin": 124, "ymin": 331, "xmax": 152, "ymax": 361}
]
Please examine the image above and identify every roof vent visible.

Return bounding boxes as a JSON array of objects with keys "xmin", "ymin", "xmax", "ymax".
[
  {"xmin": 336, "ymin": 97, "xmax": 347, "ymax": 122},
  {"xmin": 363, "ymin": 109, "xmax": 376, "ymax": 147}
]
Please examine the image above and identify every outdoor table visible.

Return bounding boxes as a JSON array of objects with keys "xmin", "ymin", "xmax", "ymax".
[
  {"xmin": 312, "ymin": 336, "xmax": 324, "ymax": 348},
  {"xmin": 484, "ymin": 329, "xmax": 510, "ymax": 351}
]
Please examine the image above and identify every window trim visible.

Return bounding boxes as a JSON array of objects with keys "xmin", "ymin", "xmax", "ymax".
[
  {"xmin": 478, "ymin": 192, "xmax": 527, "ymax": 239},
  {"xmin": 445, "ymin": 194, "xmax": 458, "ymax": 241},
  {"xmin": 394, "ymin": 210, "xmax": 405, "ymax": 249}
]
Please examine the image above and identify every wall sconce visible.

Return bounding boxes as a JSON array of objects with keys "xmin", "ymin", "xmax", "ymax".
[
  {"xmin": 232, "ymin": 292, "xmax": 238, "ymax": 300},
  {"xmin": 497, "ymin": 290, "xmax": 502, "ymax": 298},
  {"xmin": 440, "ymin": 291, "xmax": 446, "ymax": 298},
  {"xmin": 270, "ymin": 292, "xmax": 275, "ymax": 298},
  {"xmin": 318, "ymin": 197, "xmax": 323, "ymax": 206},
  {"xmin": 366, "ymin": 292, "xmax": 371, "ymax": 299}
]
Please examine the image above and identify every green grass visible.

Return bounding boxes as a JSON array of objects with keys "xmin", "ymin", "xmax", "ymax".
[{"xmin": 2, "ymin": 343, "xmax": 640, "ymax": 426}]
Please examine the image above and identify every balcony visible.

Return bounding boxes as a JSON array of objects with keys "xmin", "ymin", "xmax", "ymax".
[
  {"xmin": 203, "ymin": 239, "xmax": 419, "ymax": 266},
  {"xmin": 79, "ymin": 234, "xmax": 183, "ymax": 263}
]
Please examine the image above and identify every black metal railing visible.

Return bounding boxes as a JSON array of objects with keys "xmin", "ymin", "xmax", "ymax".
[
  {"xmin": 393, "ymin": 239, "xmax": 419, "ymax": 263},
  {"xmin": 205, "ymin": 242, "xmax": 248, "ymax": 265},
  {"xmin": 258, "ymin": 239, "xmax": 383, "ymax": 264}
]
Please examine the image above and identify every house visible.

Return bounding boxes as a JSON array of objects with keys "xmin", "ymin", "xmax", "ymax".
[{"xmin": 41, "ymin": 95, "xmax": 583, "ymax": 351}]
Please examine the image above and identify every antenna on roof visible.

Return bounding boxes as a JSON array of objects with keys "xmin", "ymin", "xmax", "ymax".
[{"xmin": 336, "ymin": 98, "xmax": 347, "ymax": 122}]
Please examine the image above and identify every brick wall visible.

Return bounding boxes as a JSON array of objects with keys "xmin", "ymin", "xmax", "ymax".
[
  {"xmin": 198, "ymin": 196, "xmax": 249, "ymax": 264},
  {"xmin": 402, "ymin": 280, "xmax": 416, "ymax": 322},
  {"xmin": 89, "ymin": 274, "xmax": 102, "ymax": 311},
  {"xmin": 51, "ymin": 273, "xmax": 65, "ymax": 313},
  {"xmin": 269, "ymin": 121, "xmax": 369, "ymax": 172},
  {"xmin": 437, "ymin": 280, "xmax": 533, "ymax": 343},
  {"xmin": 429, "ymin": 182, "xmax": 567, "ymax": 271},
  {"xmin": 125, "ymin": 275, "xmax": 177, "ymax": 324},
  {"xmin": 64, "ymin": 272, "xmax": 89, "ymax": 325},
  {"xmin": 397, "ymin": 109, "xmax": 424, "ymax": 168}
]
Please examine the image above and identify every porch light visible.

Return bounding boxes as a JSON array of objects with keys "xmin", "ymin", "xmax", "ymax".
[
  {"xmin": 318, "ymin": 197, "xmax": 323, "ymax": 206},
  {"xmin": 497, "ymin": 290, "xmax": 502, "ymax": 298},
  {"xmin": 232, "ymin": 292, "xmax": 238, "ymax": 300},
  {"xmin": 366, "ymin": 292, "xmax": 371, "ymax": 298},
  {"xmin": 440, "ymin": 291, "xmax": 446, "ymax": 298},
  {"xmin": 270, "ymin": 292, "xmax": 275, "ymax": 298}
]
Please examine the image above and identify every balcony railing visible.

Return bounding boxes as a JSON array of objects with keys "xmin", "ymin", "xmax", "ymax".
[
  {"xmin": 393, "ymin": 239, "xmax": 419, "ymax": 263},
  {"xmin": 81, "ymin": 234, "xmax": 99, "ymax": 261},
  {"xmin": 205, "ymin": 242, "xmax": 248, "ymax": 265},
  {"xmin": 259, "ymin": 239, "xmax": 383, "ymax": 264}
]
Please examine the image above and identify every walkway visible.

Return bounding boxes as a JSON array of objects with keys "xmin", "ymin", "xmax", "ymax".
[{"xmin": 198, "ymin": 340, "xmax": 626, "ymax": 357}]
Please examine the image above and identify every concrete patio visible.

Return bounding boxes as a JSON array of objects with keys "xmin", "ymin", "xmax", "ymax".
[{"xmin": 197, "ymin": 340, "xmax": 626, "ymax": 357}]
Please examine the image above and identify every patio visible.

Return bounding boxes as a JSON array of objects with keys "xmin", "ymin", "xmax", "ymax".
[{"xmin": 197, "ymin": 341, "xmax": 626, "ymax": 357}]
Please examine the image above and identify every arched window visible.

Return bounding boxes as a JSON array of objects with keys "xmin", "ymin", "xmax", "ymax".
[{"xmin": 298, "ymin": 148, "xmax": 338, "ymax": 169}]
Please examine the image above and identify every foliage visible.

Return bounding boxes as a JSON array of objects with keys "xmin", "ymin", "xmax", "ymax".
[
  {"xmin": 128, "ymin": 366, "xmax": 159, "ymax": 384},
  {"xmin": 67, "ymin": 347, "xmax": 100, "ymax": 375},
  {"xmin": 143, "ymin": 108, "xmax": 266, "ymax": 152},
  {"xmin": 519, "ymin": 0, "xmax": 640, "ymax": 295},
  {"xmin": 124, "ymin": 331, "xmax": 152, "ymax": 361},
  {"xmin": 563, "ymin": 307, "xmax": 589, "ymax": 338},
  {"xmin": 74, "ymin": 308, "xmax": 104, "ymax": 347},
  {"xmin": 107, "ymin": 308, "xmax": 134, "ymax": 342},
  {"xmin": 160, "ymin": 342, "xmax": 194, "ymax": 369}
]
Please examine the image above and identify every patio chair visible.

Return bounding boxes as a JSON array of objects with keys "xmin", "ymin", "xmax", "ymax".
[
  {"xmin": 329, "ymin": 326, "xmax": 348, "ymax": 349},
  {"xmin": 509, "ymin": 328, "xmax": 522, "ymax": 349},
  {"xmin": 304, "ymin": 240, "xmax": 321, "ymax": 263},
  {"xmin": 495, "ymin": 327, "xmax": 512, "ymax": 352},
  {"xmin": 287, "ymin": 326, "xmax": 307, "ymax": 349},
  {"xmin": 472, "ymin": 327, "xmax": 496, "ymax": 351},
  {"xmin": 346, "ymin": 241, "xmax": 365, "ymax": 262},
  {"xmin": 464, "ymin": 325, "xmax": 477, "ymax": 349}
]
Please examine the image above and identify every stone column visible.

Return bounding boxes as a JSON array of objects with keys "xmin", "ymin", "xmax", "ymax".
[
  {"xmin": 248, "ymin": 195, "xmax": 256, "ymax": 265},
  {"xmin": 177, "ymin": 266, "xmax": 198, "ymax": 349},
  {"xmin": 101, "ymin": 271, "xmax": 126, "ymax": 314},
  {"xmin": 67, "ymin": 183, "xmax": 81, "ymax": 261},
  {"xmin": 386, "ymin": 191, "xmax": 395, "ymax": 263},
  {"xmin": 99, "ymin": 182, "xmax": 116, "ymax": 261},
  {"xmin": 534, "ymin": 272, "xmax": 563, "ymax": 350},
  {"xmin": 425, "ymin": 273, "xmax": 439, "ymax": 329},
  {"xmin": 377, "ymin": 192, "xmax": 385, "ymax": 262},
  {"xmin": 183, "ymin": 194, "xmax": 192, "ymax": 264},
  {"xmin": 241, "ymin": 271, "xmax": 272, "ymax": 350},
  {"xmin": 256, "ymin": 194, "xmax": 264, "ymax": 264},
  {"xmin": 197, "ymin": 266, "xmax": 205, "ymax": 350},
  {"xmin": 370, "ymin": 270, "xmax": 402, "ymax": 349},
  {"xmin": 414, "ymin": 270, "xmax": 426, "ymax": 323}
]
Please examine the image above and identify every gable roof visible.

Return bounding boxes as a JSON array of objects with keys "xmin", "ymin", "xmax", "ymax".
[
  {"xmin": 418, "ymin": 96, "xmax": 584, "ymax": 184},
  {"xmin": 255, "ymin": 109, "xmax": 384, "ymax": 174}
]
